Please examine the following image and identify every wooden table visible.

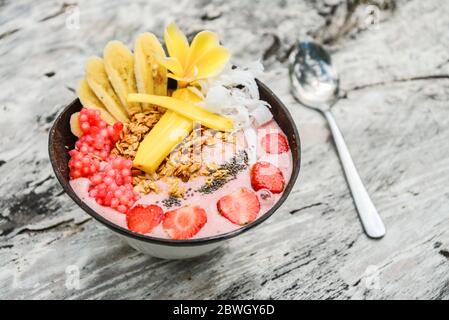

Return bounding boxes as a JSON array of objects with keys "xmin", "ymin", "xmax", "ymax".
[{"xmin": 1, "ymin": 0, "xmax": 448, "ymax": 299}]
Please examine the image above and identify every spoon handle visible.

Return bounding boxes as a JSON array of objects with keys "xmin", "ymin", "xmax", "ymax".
[{"xmin": 323, "ymin": 110, "xmax": 386, "ymax": 238}]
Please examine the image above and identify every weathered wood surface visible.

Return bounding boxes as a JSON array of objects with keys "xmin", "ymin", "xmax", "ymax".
[{"xmin": 1, "ymin": 0, "xmax": 449, "ymax": 299}]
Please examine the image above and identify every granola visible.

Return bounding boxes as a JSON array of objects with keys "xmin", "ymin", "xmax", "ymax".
[
  {"xmin": 111, "ymin": 111, "xmax": 237, "ymax": 195},
  {"xmin": 111, "ymin": 110, "xmax": 163, "ymax": 160},
  {"xmin": 133, "ymin": 170, "xmax": 160, "ymax": 194},
  {"xmin": 157, "ymin": 127, "xmax": 236, "ymax": 182}
]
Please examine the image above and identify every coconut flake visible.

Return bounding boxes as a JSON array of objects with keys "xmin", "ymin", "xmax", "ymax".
[
  {"xmin": 243, "ymin": 125, "xmax": 258, "ymax": 165},
  {"xmin": 197, "ymin": 61, "xmax": 272, "ymax": 130},
  {"xmin": 251, "ymin": 104, "xmax": 273, "ymax": 127}
]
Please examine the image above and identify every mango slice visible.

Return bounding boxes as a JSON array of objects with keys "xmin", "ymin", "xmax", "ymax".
[
  {"xmin": 128, "ymin": 91, "xmax": 234, "ymax": 132},
  {"xmin": 103, "ymin": 41, "xmax": 141, "ymax": 115},
  {"xmin": 133, "ymin": 111, "xmax": 192, "ymax": 173},
  {"xmin": 132, "ymin": 89, "xmax": 204, "ymax": 173},
  {"xmin": 77, "ymin": 79, "xmax": 117, "ymax": 125},
  {"xmin": 85, "ymin": 56, "xmax": 129, "ymax": 122}
]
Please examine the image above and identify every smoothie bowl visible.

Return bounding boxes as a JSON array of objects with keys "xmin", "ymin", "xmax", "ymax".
[{"xmin": 49, "ymin": 23, "xmax": 301, "ymax": 259}]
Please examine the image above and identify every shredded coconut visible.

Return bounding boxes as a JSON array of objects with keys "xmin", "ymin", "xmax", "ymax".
[{"xmin": 197, "ymin": 61, "xmax": 273, "ymax": 130}]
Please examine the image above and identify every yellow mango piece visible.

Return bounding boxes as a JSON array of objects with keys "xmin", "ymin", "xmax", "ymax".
[
  {"xmin": 132, "ymin": 88, "xmax": 202, "ymax": 174},
  {"xmin": 171, "ymin": 87, "xmax": 201, "ymax": 101},
  {"xmin": 133, "ymin": 111, "xmax": 192, "ymax": 173},
  {"xmin": 77, "ymin": 79, "xmax": 117, "ymax": 125},
  {"xmin": 85, "ymin": 57, "xmax": 129, "ymax": 122},
  {"xmin": 128, "ymin": 90, "xmax": 234, "ymax": 132},
  {"xmin": 103, "ymin": 41, "xmax": 141, "ymax": 115},
  {"xmin": 134, "ymin": 33, "xmax": 168, "ymax": 110}
]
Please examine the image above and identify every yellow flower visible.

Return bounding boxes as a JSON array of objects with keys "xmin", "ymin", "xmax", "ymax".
[{"xmin": 156, "ymin": 22, "xmax": 230, "ymax": 86}]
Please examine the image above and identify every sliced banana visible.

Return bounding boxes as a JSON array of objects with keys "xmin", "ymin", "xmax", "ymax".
[
  {"xmin": 77, "ymin": 79, "xmax": 117, "ymax": 125},
  {"xmin": 134, "ymin": 33, "xmax": 167, "ymax": 110},
  {"xmin": 70, "ymin": 112, "xmax": 83, "ymax": 137},
  {"xmin": 103, "ymin": 41, "xmax": 141, "ymax": 115},
  {"xmin": 85, "ymin": 56, "xmax": 129, "ymax": 122}
]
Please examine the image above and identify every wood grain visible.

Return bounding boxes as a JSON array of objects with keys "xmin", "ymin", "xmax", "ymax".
[{"xmin": 1, "ymin": 0, "xmax": 448, "ymax": 299}]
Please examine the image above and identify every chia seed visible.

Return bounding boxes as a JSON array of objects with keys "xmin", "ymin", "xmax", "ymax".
[
  {"xmin": 162, "ymin": 196, "xmax": 181, "ymax": 208},
  {"xmin": 219, "ymin": 150, "xmax": 248, "ymax": 177},
  {"xmin": 197, "ymin": 150, "xmax": 249, "ymax": 194}
]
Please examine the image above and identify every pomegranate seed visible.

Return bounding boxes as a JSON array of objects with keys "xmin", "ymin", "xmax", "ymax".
[
  {"xmin": 97, "ymin": 189, "xmax": 107, "ymax": 198},
  {"xmin": 117, "ymin": 205, "xmax": 127, "ymax": 213},
  {"xmin": 68, "ymin": 109, "xmax": 139, "ymax": 212},
  {"xmin": 112, "ymin": 158, "xmax": 122, "ymax": 169},
  {"xmin": 103, "ymin": 176, "xmax": 114, "ymax": 185},
  {"xmin": 70, "ymin": 170, "xmax": 81, "ymax": 179},
  {"xmin": 115, "ymin": 176, "xmax": 124, "ymax": 185},
  {"xmin": 73, "ymin": 160, "xmax": 82, "ymax": 169},
  {"xmin": 111, "ymin": 198, "xmax": 119, "ymax": 208},
  {"xmin": 100, "ymin": 129, "xmax": 108, "ymax": 137},
  {"xmin": 114, "ymin": 189, "xmax": 123, "ymax": 198},
  {"xmin": 79, "ymin": 114, "xmax": 88, "ymax": 122}
]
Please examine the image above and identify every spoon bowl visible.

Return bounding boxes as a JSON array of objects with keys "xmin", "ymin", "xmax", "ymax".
[{"xmin": 289, "ymin": 42, "xmax": 339, "ymax": 111}]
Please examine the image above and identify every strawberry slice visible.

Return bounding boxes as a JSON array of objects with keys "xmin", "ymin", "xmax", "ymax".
[
  {"xmin": 217, "ymin": 187, "xmax": 260, "ymax": 225},
  {"xmin": 163, "ymin": 206, "xmax": 207, "ymax": 240},
  {"xmin": 127, "ymin": 204, "xmax": 163, "ymax": 234},
  {"xmin": 261, "ymin": 133, "xmax": 289, "ymax": 154},
  {"xmin": 250, "ymin": 161, "xmax": 285, "ymax": 194}
]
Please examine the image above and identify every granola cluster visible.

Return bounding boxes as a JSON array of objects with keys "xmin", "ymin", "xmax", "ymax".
[
  {"xmin": 112, "ymin": 111, "xmax": 237, "ymax": 196},
  {"xmin": 132, "ymin": 170, "xmax": 160, "ymax": 194},
  {"xmin": 157, "ymin": 127, "xmax": 236, "ymax": 181},
  {"xmin": 111, "ymin": 110, "xmax": 163, "ymax": 160}
]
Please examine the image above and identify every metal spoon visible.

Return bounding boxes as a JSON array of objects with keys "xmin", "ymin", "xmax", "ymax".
[{"xmin": 289, "ymin": 41, "xmax": 385, "ymax": 239}]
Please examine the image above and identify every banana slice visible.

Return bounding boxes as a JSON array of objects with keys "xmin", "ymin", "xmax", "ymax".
[
  {"xmin": 103, "ymin": 41, "xmax": 141, "ymax": 115},
  {"xmin": 77, "ymin": 79, "xmax": 117, "ymax": 125},
  {"xmin": 134, "ymin": 33, "xmax": 167, "ymax": 110},
  {"xmin": 85, "ymin": 56, "xmax": 129, "ymax": 122},
  {"xmin": 70, "ymin": 112, "xmax": 83, "ymax": 137}
]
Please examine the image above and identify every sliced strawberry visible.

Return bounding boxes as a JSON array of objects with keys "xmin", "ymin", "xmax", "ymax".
[
  {"xmin": 217, "ymin": 187, "xmax": 260, "ymax": 225},
  {"xmin": 261, "ymin": 133, "xmax": 289, "ymax": 154},
  {"xmin": 163, "ymin": 206, "xmax": 207, "ymax": 240},
  {"xmin": 127, "ymin": 204, "xmax": 163, "ymax": 234},
  {"xmin": 250, "ymin": 161, "xmax": 285, "ymax": 194}
]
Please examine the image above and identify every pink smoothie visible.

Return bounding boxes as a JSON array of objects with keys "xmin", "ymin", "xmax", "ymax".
[{"xmin": 70, "ymin": 120, "xmax": 293, "ymax": 239}]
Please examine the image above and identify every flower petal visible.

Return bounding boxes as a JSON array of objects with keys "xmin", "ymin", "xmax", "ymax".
[
  {"xmin": 167, "ymin": 73, "xmax": 197, "ymax": 83},
  {"xmin": 164, "ymin": 22, "xmax": 189, "ymax": 66},
  {"xmin": 187, "ymin": 31, "xmax": 220, "ymax": 68},
  {"xmin": 167, "ymin": 66, "xmax": 199, "ymax": 85},
  {"xmin": 195, "ymin": 46, "xmax": 230, "ymax": 79},
  {"xmin": 154, "ymin": 55, "xmax": 184, "ymax": 76}
]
